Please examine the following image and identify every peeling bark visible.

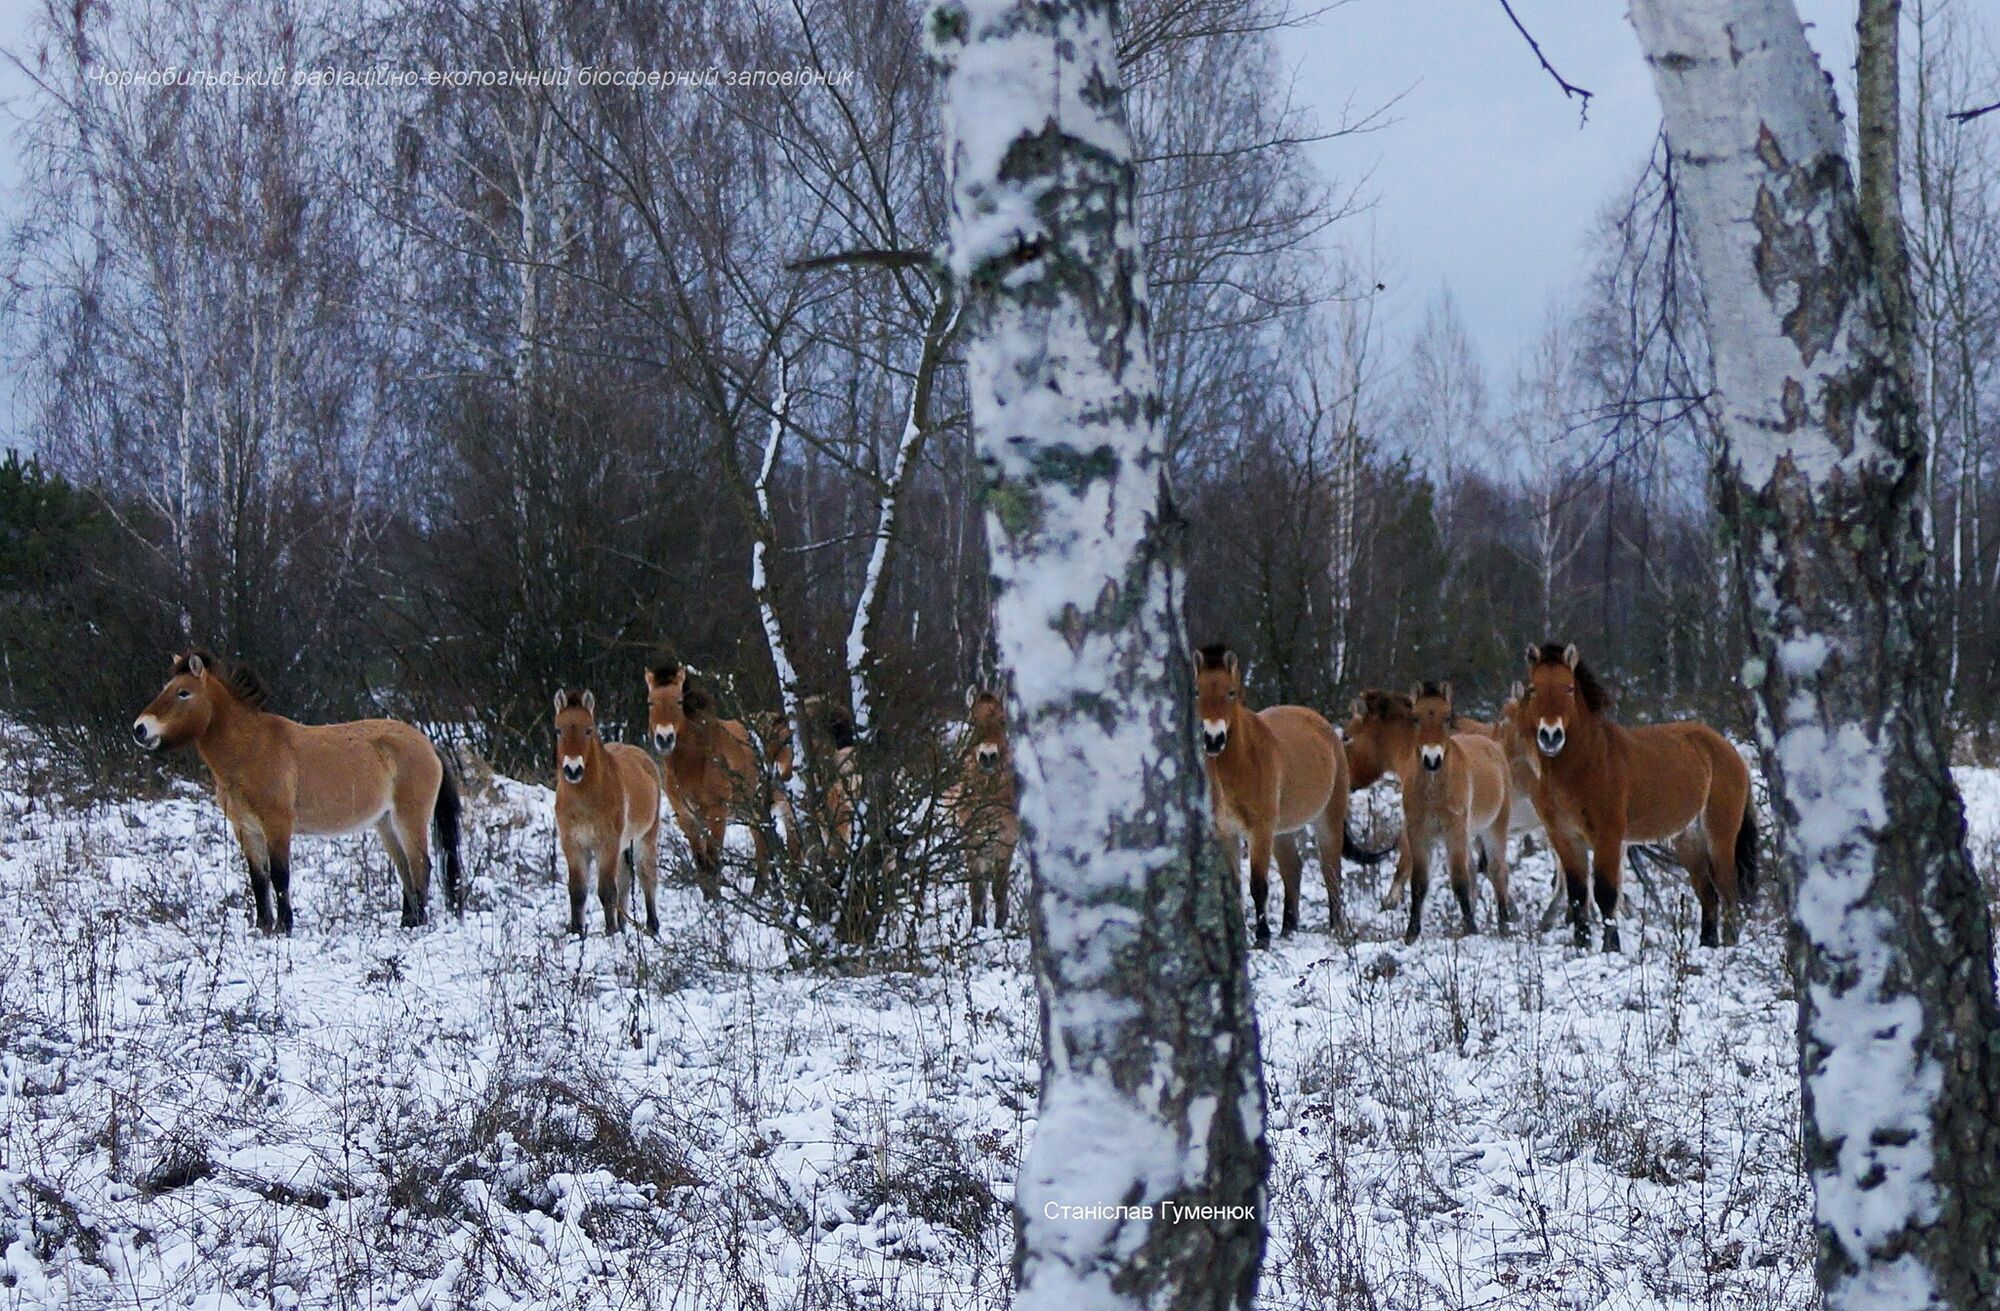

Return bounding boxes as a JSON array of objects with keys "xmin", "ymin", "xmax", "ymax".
[{"xmin": 1630, "ymin": 1, "xmax": 2000, "ymax": 1305}]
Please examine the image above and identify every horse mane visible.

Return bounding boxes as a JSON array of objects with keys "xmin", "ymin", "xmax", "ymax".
[
  {"xmin": 822, "ymin": 701, "xmax": 857, "ymax": 750},
  {"xmin": 178, "ymin": 649, "xmax": 269, "ymax": 709},
  {"xmin": 1195, "ymin": 642, "xmax": 1235, "ymax": 672},
  {"xmin": 1532, "ymin": 642, "xmax": 1610, "ymax": 714},
  {"xmin": 650, "ymin": 660, "xmax": 681, "ymax": 686},
  {"xmin": 682, "ymin": 682, "xmax": 715, "ymax": 718},
  {"xmin": 1357, "ymin": 688, "xmax": 1414, "ymax": 722}
]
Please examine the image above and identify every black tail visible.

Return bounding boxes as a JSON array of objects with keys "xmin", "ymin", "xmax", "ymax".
[
  {"xmin": 1343, "ymin": 824, "xmax": 1395, "ymax": 866},
  {"xmin": 1736, "ymin": 802, "xmax": 1759, "ymax": 904},
  {"xmin": 432, "ymin": 743, "xmax": 465, "ymax": 915}
]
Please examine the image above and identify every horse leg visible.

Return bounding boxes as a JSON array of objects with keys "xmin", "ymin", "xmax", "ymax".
[
  {"xmin": 1704, "ymin": 797, "xmax": 1746, "ymax": 946},
  {"xmin": 1486, "ymin": 827, "xmax": 1514, "ymax": 931},
  {"xmin": 1247, "ymin": 830, "xmax": 1274, "ymax": 948},
  {"xmin": 231, "ymin": 817, "xmax": 276, "ymax": 934},
  {"xmin": 562, "ymin": 837, "xmax": 590, "ymax": 936},
  {"xmin": 375, "ymin": 819, "xmax": 415, "ymax": 926},
  {"xmin": 969, "ymin": 838, "xmax": 990, "ymax": 929},
  {"xmin": 267, "ymin": 830, "xmax": 296, "ymax": 936},
  {"xmin": 1379, "ymin": 835, "xmax": 1412, "ymax": 912},
  {"xmin": 1548, "ymin": 826, "xmax": 1592, "ymax": 949},
  {"xmin": 1310, "ymin": 813, "xmax": 1346, "ymax": 931},
  {"xmin": 992, "ymin": 837, "xmax": 1014, "ymax": 931},
  {"xmin": 704, "ymin": 814, "xmax": 729, "ymax": 899},
  {"xmin": 600, "ymin": 841, "xmax": 624, "ymax": 935},
  {"xmin": 1404, "ymin": 835, "xmax": 1432, "ymax": 945},
  {"xmin": 637, "ymin": 826, "xmax": 661, "ymax": 936},
  {"xmin": 1445, "ymin": 826, "xmax": 1477, "ymax": 937},
  {"xmin": 393, "ymin": 811, "xmax": 432, "ymax": 928},
  {"xmin": 1675, "ymin": 831, "xmax": 1722, "ymax": 948},
  {"xmin": 1592, "ymin": 837, "xmax": 1626, "ymax": 953},
  {"xmin": 1273, "ymin": 833, "xmax": 1303, "ymax": 938}
]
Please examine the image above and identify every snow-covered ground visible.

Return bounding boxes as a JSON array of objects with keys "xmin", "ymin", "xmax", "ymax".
[{"xmin": 4, "ymin": 756, "xmax": 1996, "ymax": 1310}]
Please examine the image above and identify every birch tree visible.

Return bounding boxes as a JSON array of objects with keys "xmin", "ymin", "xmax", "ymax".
[
  {"xmin": 1629, "ymin": 1, "xmax": 2000, "ymax": 1303},
  {"xmin": 929, "ymin": 0, "xmax": 1268, "ymax": 1303}
]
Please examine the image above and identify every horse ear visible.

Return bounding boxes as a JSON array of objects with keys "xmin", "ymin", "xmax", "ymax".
[
  {"xmin": 669, "ymin": 668, "xmax": 686, "ymax": 691},
  {"xmin": 966, "ymin": 685, "xmax": 980, "ymax": 710},
  {"xmin": 1407, "ymin": 682, "xmax": 1422, "ymax": 701},
  {"xmin": 1524, "ymin": 642, "xmax": 1540, "ymax": 667},
  {"xmin": 582, "ymin": 690, "xmax": 596, "ymax": 715},
  {"xmin": 1439, "ymin": 680, "xmax": 1452, "ymax": 705},
  {"xmin": 553, "ymin": 689, "xmax": 567, "ymax": 715},
  {"xmin": 186, "ymin": 653, "xmax": 206, "ymax": 677},
  {"xmin": 1226, "ymin": 650, "xmax": 1240, "ymax": 677},
  {"xmin": 644, "ymin": 667, "xmax": 656, "ymax": 691},
  {"xmin": 1350, "ymin": 696, "xmax": 1364, "ymax": 719},
  {"xmin": 1563, "ymin": 643, "xmax": 1580, "ymax": 670}
]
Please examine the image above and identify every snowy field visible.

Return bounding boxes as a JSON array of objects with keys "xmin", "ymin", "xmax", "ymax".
[{"xmin": 5, "ymin": 751, "xmax": 1998, "ymax": 1311}]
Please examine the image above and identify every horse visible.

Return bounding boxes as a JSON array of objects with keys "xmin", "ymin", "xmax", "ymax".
[
  {"xmin": 645, "ymin": 662, "xmax": 774, "ymax": 898},
  {"xmin": 1399, "ymin": 681, "xmax": 1513, "ymax": 941},
  {"xmin": 1513, "ymin": 642, "xmax": 1758, "ymax": 951},
  {"xmin": 133, "ymin": 650, "xmax": 463, "ymax": 933},
  {"xmin": 1194, "ymin": 643, "xmax": 1356, "ymax": 945},
  {"xmin": 952, "ymin": 687, "xmax": 1019, "ymax": 929},
  {"xmin": 553, "ymin": 689, "xmax": 663, "ymax": 936},
  {"xmin": 1344, "ymin": 691, "xmax": 1512, "ymax": 927}
]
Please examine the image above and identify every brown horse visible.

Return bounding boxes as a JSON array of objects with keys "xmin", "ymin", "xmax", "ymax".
[
  {"xmin": 1194, "ymin": 644, "xmax": 1354, "ymax": 945},
  {"xmin": 134, "ymin": 650, "xmax": 463, "ymax": 932},
  {"xmin": 953, "ymin": 687, "xmax": 1019, "ymax": 929},
  {"xmin": 1514, "ymin": 642, "xmax": 1758, "ymax": 951},
  {"xmin": 1401, "ymin": 682, "xmax": 1513, "ymax": 941},
  {"xmin": 553, "ymin": 689, "xmax": 663, "ymax": 936},
  {"xmin": 1352, "ymin": 687, "xmax": 1504, "ymax": 931},
  {"xmin": 645, "ymin": 662, "xmax": 772, "ymax": 898}
]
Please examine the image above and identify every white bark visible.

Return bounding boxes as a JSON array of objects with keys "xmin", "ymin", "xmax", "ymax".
[
  {"xmin": 932, "ymin": 0, "xmax": 1268, "ymax": 1304},
  {"xmin": 1630, "ymin": 1, "xmax": 2000, "ymax": 1304}
]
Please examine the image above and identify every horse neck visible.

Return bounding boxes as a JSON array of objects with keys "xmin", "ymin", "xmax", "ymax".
[
  {"xmin": 194, "ymin": 692, "xmax": 271, "ymax": 783},
  {"xmin": 671, "ymin": 712, "xmax": 722, "ymax": 781},
  {"xmin": 1212, "ymin": 702, "xmax": 1267, "ymax": 780},
  {"xmin": 1549, "ymin": 703, "xmax": 1617, "ymax": 782}
]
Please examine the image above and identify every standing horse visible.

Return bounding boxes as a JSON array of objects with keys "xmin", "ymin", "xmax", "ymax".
[
  {"xmin": 553, "ymin": 689, "xmax": 663, "ymax": 936},
  {"xmin": 1513, "ymin": 642, "xmax": 1758, "ymax": 951},
  {"xmin": 133, "ymin": 650, "xmax": 463, "ymax": 932},
  {"xmin": 1400, "ymin": 682, "xmax": 1513, "ymax": 941},
  {"xmin": 1344, "ymin": 687, "xmax": 1512, "ymax": 931},
  {"xmin": 1194, "ymin": 644, "xmax": 1355, "ymax": 945},
  {"xmin": 953, "ymin": 687, "xmax": 1019, "ymax": 929},
  {"xmin": 645, "ymin": 662, "xmax": 772, "ymax": 898}
]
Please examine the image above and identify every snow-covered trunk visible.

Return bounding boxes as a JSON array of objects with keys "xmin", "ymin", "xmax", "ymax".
[
  {"xmin": 752, "ymin": 362, "xmax": 814, "ymax": 821},
  {"xmin": 930, "ymin": 0, "xmax": 1268, "ymax": 1305},
  {"xmin": 1630, "ymin": 1, "xmax": 2000, "ymax": 1304}
]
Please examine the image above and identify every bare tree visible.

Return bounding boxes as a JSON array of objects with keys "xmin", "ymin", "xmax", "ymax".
[
  {"xmin": 931, "ymin": 0, "xmax": 1268, "ymax": 1303},
  {"xmin": 1630, "ymin": 0, "xmax": 2000, "ymax": 1302}
]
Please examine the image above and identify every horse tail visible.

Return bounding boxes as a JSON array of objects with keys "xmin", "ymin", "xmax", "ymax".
[
  {"xmin": 1343, "ymin": 824, "xmax": 1394, "ymax": 866},
  {"xmin": 1735, "ymin": 799, "xmax": 1759, "ymax": 904},
  {"xmin": 432, "ymin": 742, "xmax": 466, "ymax": 915}
]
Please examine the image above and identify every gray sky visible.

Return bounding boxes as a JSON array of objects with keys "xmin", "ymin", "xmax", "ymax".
[
  {"xmin": 0, "ymin": 0, "xmax": 1879, "ymax": 455},
  {"xmin": 1279, "ymin": 0, "xmax": 1857, "ymax": 386}
]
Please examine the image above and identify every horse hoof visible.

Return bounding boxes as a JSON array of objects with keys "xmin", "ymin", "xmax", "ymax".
[
  {"xmin": 1402, "ymin": 927, "xmax": 1419, "ymax": 946},
  {"xmin": 1255, "ymin": 925, "xmax": 1272, "ymax": 948},
  {"xmin": 1602, "ymin": 928, "xmax": 1622, "ymax": 954}
]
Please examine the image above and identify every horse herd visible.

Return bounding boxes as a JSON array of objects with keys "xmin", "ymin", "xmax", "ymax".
[{"xmin": 131, "ymin": 640, "xmax": 1755, "ymax": 954}]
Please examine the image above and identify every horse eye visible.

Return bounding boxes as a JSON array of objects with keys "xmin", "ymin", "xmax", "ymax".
[
  {"xmin": 177, "ymin": 689, "xmax": 192, "ymax": 700},
  {"xmin": 1227, "ymin": 690, "xmax": 1237, "ymax": 701}
]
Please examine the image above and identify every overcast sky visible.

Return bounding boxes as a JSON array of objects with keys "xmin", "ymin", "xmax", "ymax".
[
  {"xmin": 0, "ymin": 0, "xmax": 1878, "ymax": 455},
  {"xmin": 1279, "ymin": 0, "xmax": 1857, "ymax": 385}
]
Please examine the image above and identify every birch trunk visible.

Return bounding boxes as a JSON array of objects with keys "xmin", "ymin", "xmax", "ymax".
[
  {"xmin": 930, "ymin": 0, "xmax": 1269, "ymax": 1304},
  {"xmin": 1629, "ymin": 1, "xmax": 2000, "ymax": 1304}
]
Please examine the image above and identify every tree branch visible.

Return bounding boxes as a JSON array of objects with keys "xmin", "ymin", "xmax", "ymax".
[{"xmin": 1497, "ymin": 0, "xmax": 1594, "ymax": 124}]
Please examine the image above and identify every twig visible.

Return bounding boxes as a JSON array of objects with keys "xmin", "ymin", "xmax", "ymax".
[
  {"xmin": 784, "ymin": 247, "xmax": 933, "ymax": 274},
  {"xmin": 1948, "ymin": 99, "xmax": 1999, "ymax": 123},
  {"xmin": 1497, "ymin": 0, "xmax": 1594, "ymax": 125}
]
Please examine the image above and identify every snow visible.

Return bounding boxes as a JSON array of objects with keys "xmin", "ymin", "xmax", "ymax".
[{"xmin": 10, "ymin": 749, "xmax": 1995, "ymax": 1306}]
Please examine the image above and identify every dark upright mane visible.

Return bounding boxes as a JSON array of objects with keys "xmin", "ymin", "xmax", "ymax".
[
  {"xmin": 178, "ymin": 649, "xmax": 269, "ymax": 708},
  {"xmin": 558, "ymin": 687, "xmax": 590, "ymax": 712},
  {"xmin": 650, "ymin": 660, "xmax": 681, "ymax": 686},
  {"xmin": 682, "ymin": 682, "xmax": 715, "ymax": 718},
  {"xmin": 1358, "ymin": 689, "xmax": 1414, "ymax": 721},
  {"xmin": 1533, "ymin": 642, "xmax": 1610, "ymax": 714}
]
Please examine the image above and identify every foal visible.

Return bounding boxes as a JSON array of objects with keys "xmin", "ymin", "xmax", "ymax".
[
  {"xmin": 134, "ymin": 650, "xmax": 464, "ymax": 932},
  {"xmin": 1514, "ymin": 642, "xmax": 1757, "ymax": 950},
  {"xmin": 1400, "ymin": 682, "xmax": 1512, "ymax": 941},
  {"xmin": 953, "ymin": 687, "xmax": 1019, "ymax": 929},
  {"xmin": 554, "ymin": 690, "xmax": 662, "ymax": 936},
  {"xmin": 1194, "ymin": 644, "xmax": 1354, "ymax": 945}
]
